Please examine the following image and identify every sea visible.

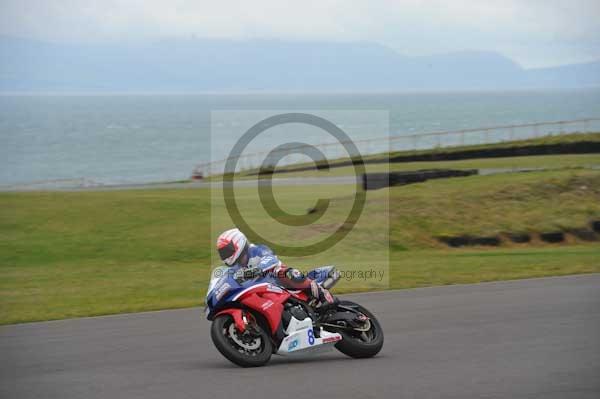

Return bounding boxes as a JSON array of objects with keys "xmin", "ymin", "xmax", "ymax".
[{"xmin": 1, "ymin": 89, "xmax": 600, "ymax": 188}]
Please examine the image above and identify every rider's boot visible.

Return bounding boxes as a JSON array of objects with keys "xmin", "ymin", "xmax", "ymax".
[{"xmin": 313, "ymin": 283, "xmax": 338, "ymax": 312}]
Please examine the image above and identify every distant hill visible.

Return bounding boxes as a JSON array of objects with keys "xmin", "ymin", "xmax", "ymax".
[{"xmin": 0, "ymin": 36, "xmax": 598, "ymax": 92}]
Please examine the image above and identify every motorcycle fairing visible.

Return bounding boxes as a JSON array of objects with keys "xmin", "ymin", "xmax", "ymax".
[
  {"xmin": 277, "ymin": 316, "xmax": 342, "ymax": 355},
  {"xmin": 206, "ymin": 266, "xmax": 310, "ymax": 319}
]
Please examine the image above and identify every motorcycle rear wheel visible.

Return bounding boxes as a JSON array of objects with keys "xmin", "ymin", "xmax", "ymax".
[
  {"xmin": 333, "ymin": 301, "xmax": 384, "ymax": 358},
  {"xmin": 211, "ymin": 314, "xmax": 273, "ymax": 367}
]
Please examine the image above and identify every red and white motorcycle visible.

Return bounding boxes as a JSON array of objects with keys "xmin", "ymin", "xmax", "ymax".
[{"xmin": 205, "ymin": 265, "xmax": 384, "ymax": 367}]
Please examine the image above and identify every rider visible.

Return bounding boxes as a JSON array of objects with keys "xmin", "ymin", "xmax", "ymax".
[{"xmin": 216, "ymin": 228, "xmax": 335, "ymax": 309}]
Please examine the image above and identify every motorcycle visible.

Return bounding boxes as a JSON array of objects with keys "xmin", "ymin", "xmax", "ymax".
[{"xmin": 205, "ymin": 265, "xmax": 384, "ymax": 367}]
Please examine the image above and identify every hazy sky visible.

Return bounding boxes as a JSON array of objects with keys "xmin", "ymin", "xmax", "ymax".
[{"xmin": 1, "ymin": 0, "xmax": 599, "ymax": 68}]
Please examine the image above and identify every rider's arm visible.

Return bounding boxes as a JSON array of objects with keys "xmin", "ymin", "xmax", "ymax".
[
  {"xmin": 273, "ymin": 264, "xmax": 320, "ymax": 298},
  {"xmin": 274, "ymin": 264, "xmax": 335, "ymax": 305},
  {"xmin": 257, "ymin": 248, "xmax": 334, "ymax": 305}
]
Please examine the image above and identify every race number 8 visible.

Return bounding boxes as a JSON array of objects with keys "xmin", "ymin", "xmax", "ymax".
[{"xmin": 307, "ymin": 328, "xmax": 315, "ymax": 345}]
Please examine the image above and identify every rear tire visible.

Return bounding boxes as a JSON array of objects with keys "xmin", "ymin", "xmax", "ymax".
[
  {"xmin": 333, "ymin": 301, "xmax": 384, "ymax": 358},
  {"xmin": 210, "ymin": 314, "xmax": 273, "ymax": 367}
]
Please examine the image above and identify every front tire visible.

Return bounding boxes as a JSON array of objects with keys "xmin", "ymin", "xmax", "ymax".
[
  {"xmin": 210, "ymin": 314, "xmax": 273, "ymax": 367},
  {"xmin": 333, "ymin": 301, "xmax": 384, "ymax": 358}
]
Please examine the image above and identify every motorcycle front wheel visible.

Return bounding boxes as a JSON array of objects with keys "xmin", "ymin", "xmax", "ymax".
[{"xmin": 210, "ymin": 314, "xmax": 273, "ymax": 367}]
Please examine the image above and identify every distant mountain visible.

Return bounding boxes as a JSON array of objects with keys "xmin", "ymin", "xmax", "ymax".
[
  {"xmin": 526, "ymin": 60, "xmax": 600, "ymax": 88},
  {"xmin": 0, "ymin": 36, "xmax": 598, "ymax": 92}
]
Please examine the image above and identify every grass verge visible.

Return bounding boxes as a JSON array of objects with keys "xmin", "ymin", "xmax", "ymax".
[{"xmin": 1, "ymin": 168, "xmax": 599, "ymax": 324}]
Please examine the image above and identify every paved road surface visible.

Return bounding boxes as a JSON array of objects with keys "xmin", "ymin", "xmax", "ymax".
[
  {"xmin": 0, "ymin": 170, "xmax": 563, "ymax": 192},
  {"xmin": 4, "ymin": 166, "xmax": 600, "ymax": 192},
  {"xmin": 0, "ymin": 176, "xmax": 359, "ymax": 192},
  {"xmin": 2, "ymin": 274, "xmax": 599, "ymax": 399}
]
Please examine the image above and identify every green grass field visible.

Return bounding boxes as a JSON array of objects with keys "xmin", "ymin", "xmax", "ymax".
[{"xmin": 1, "ymin": 163, "xmax": 600, "ymax": 324}]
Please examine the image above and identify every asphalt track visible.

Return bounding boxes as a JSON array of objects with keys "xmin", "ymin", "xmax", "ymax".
[
  {"xmin": 0, "ymin": 176, "xmax": 359, "ymax": 192},
  {"xmin": 8, "ymin": 167, "xmax": 600, "ymax": 192},
  {"xmin": 4, "ymin": 166, "xmax": 600, "ymax": 192},
  {"xmin": 2, "ymin": 274, "xmax": 599, "ymax": 399}
]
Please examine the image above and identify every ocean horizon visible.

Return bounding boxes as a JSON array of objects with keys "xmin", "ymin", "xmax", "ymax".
[{"xmin": 1, "ymin": 89, "xmax": 600, "ymax": 188}]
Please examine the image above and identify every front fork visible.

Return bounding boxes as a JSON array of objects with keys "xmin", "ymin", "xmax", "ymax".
[{"xmin": 214, "ymin": 308, "xmax": 248, "ymax": 332}]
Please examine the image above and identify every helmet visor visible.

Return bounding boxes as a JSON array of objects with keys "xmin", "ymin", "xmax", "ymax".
[{"xmin": 218, "ymin": 241, "xmax": 236, "ymax": 263}]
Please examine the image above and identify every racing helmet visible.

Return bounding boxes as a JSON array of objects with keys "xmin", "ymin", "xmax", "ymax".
[{"xmin": 216, "ymin": 228, "xmax": 249, "ymax": 266}]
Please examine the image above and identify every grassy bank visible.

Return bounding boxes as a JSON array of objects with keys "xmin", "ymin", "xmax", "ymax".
[
  {"xmin": 1, "ymin": 168, "xmax": 600, "ymax": 324},
  {"xmin": 216, "ymin": 132, "xmax": 600, "ymax": 180},
  {"xmin": 263, "ymin": 153, "xmax": 600, "ymax": 178}
]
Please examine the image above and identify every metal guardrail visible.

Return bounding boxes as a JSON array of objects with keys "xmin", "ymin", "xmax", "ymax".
[{"xmin": 192, "ymin": 117, "xmax": 600, "ymax": 178}]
